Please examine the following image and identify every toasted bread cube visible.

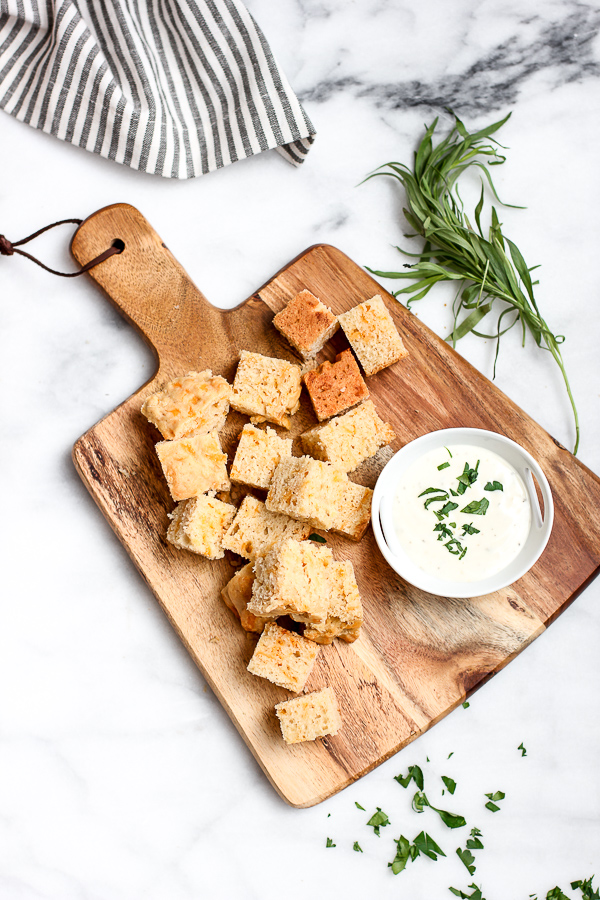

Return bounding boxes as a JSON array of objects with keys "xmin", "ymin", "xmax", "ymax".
[
  {"xmin": 155, "ymin": 431, "xmax": 230, "ymax": 501},
  {"xmin": 166, "ymin": 495, "xmax": 235, "ymax": 559},
  {"xmin": 222, "ymin": 495, "xmax": 312, "ymax": 561},
  {"xmin": 304, "ymin": 561, "xmax": 363, "ymax": 644},
  {"xmin": 141, "ymin": 370, "xmax": 230, "ymax": 440},
  {"xmin": 221, "ymin": 563, "xmax": 271, "ymax": 633},
  {"xmin": 247, "ymin": 622, "xmax": 319, "ymax": 692},
  {"xmin": 303, "ymin": 349, "xmax": 369, "ymax": 421},
  {"xmin": 338, "ymin": 295, "xmax": 408, "ymax": 376},
  {"xmin": 301, "ymin": 400, "xmax": 396, "ymax": 472},
  {"xmin": 272, "ymin": 290, "xmax": 339, "ymax": 359},
  {"xmin": 275, "ymin": 688, "xmax": 342, "ymax": 744},
  {"xmin": 230, "ymin": 424, "xmax": 293, "ymax": 490},
  {"xmin": 333, "ymin": 481, "xmax": 373, "ymax": 542},
  {"xmin": 230, "ymin": 351, "xmax": 302, "ymax": 429},
  {"xmin": 248, "ymin": 538, "xmax": 335, "ymax": 624},
  {"xmin": 266, "ymin": 456, "xmax": 349, "ymax": 532}
]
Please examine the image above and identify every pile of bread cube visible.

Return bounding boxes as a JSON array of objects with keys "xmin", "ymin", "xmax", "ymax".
[{"xmin": 141, "ymin": 290, "xmax": 408, "ymax": 745}]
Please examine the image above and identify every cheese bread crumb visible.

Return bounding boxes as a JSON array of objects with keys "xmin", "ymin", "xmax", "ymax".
[
  {"xmin": 272, "ymin": 290, "xmax": 339, "ymax": 359},
  {"xmin": 338, "ymin": 295, "xmax": 408, "ymax": 376},
  {"xmin": 247, "ymin": 622, "xmax": 319, "ymax": 692},
  {"xmin": 221, "ymin": 563, "xmax": 271, "ymax": 633},
  {"xmin": 222, "ymin": 495, "xmax": 311, "ymax": 561},
  {"xmin": 155, "ymin": 431, "xmax": 230, "ymax": 501},
  {"xmin": 230, "ymin": 424, "xmax": 292, "ymax": 490},
  {"xmin": 301, "ymin": 400, "xmax": 395, "ymax": 472},
  {"xmin": 275, "ymin": 687, "xmax": 342, "ymax": 744},
  {"xmin": 302, "ymin": 349, "xmax": 369, "ymax": 421},
  {"xmin": 141, "ymin": 370, "xmax": 230, "ymax": 439},
  {"xmin": 167, "ymin": 495, "xmax": 235, "ymax": 559},
  {"xmin": 230, "ymin": 350, "xmax": 302, "ymax": 429}
]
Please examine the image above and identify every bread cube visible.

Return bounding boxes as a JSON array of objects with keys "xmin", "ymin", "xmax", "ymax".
[
  {"xmin": 167, "ymin": 495, "xmax": 235, "ymax": 559},
  {"xmin": 230, "ymin": 350, "xmax": 302, "ymax": 429},
  {"xmin": 275, "ymin": 687, "xmax": 342, "ymax": 744},
  {"xmin": 302, "ymin": 349, "xmax": 369, "ymax": 421},
  {"xmin": 301, "ymin": 400, "xmax": 396, "ymax": 472},
  {"xmin": 249, "ymin": 538, "xmax": 335, "ymax": 624},
  {"xmin": 155, "ymin": 431, "xmax": 230, "ymax": 501},
  {"xmin": 266, "ymin": 456, "xmax": 349, "ymax": 532},
  {"xmin": 272, "ymin": 290, "xmax": 339, "ymax": 359},
  {"xmin": 230, "ymin": 424, "xmax": 292, "ymax": 490},
  {"xmin": 221, "ymin": 563, "xmax": 271, "ymax": 633},
  {"xmin": 338, "ymin": 295, "xmax": 408, "ymax": 376},
  {"xmin": 141, "ymin": 370, "xmax": 230, "ymax": 439},
  {"xmin": 222, "ymin": 495, "xmax": 311, "ymax": 561},
  {"xmin": 304, "ymin": 561, "xmax": 363, "ymax": 644},
  {"xmin": 334, "ymin": 481, "xmax": 373, "ymax": 542},
  {"xmin": 247, "ymin": 622, "xmax": 320, "ymax": 692}
]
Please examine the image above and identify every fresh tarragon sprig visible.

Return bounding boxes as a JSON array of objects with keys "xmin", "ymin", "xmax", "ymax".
[{"xmin": 364, "ymin": 112, "xmax": 579, "ymax": 454}]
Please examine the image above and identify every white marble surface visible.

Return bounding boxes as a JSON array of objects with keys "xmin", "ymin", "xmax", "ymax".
[{"xmin": 1, "ymin": 1, "xmax": 599, "ymax": 898}]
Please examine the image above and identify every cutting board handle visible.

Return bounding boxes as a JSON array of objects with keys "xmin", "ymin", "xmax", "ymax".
[{"xmin": 71, "ymin": 203, "xmax": 225, "ymax": 372}]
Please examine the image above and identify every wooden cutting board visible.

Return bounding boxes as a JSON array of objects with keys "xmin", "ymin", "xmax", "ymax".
[{"xmin": 71, "ymin": 203, "xmax": 600, "ymax": 808}]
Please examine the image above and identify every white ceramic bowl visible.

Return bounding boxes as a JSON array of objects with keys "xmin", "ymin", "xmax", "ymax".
[{"xmin": 372, "ymin": 428, "xmax": 554, "ymax": 598}]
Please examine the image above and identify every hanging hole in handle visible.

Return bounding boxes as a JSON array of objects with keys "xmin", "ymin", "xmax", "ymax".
[
  {"xmin": 112, "ymin": 238, "xmax": 125, "ymax": 253},
  {"xmin": 524, "ymin": 467, "xmax": 544, "ymax": 528}
]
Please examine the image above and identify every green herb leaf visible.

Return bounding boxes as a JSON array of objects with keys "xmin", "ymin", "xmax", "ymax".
[
  {"xmin": 442, "ymin": 775, "xmax": 457, "ymax": 794},
  {"xmin": 365, "ymin": 113, "xmax": 579, "ymax": 454},
  {"xmin": 571, "ymin": 877, "xmax": 599, "ymax": 899},
  {"xmin": 419, "ymin": 486, "xmax": 446, "ymax": 497},
  {"xmin": 413, "ymin": 830, "xmax": 446, "ymax": 861},
  {"xmin": 460, "ymin": 498, "xmax": 490, "ymax": 516},
  {"xmin": 485, "ymin": 801, "xmax": 500, "ymax": 812},
  {"xmin": 308, "ymin": 533, "xmax": 327, "ymax": 543},
  {"xmin": 445, "ymin": 447, "xmax": 453, "ymax": 457},
  {"xmin": 457, "ymin": 846, "xmax": 477, "ymax": 875},
  {"xmin": 518, "ymin": 742, "xmax": 527, "ymax": 757},
  {"xmin": 412, "ymin": 790, "xmax": 428, "ymax": 813},
  {"xmin": 367, "ymin": 807, "xmax": 390, "ymax": 836},
  {"xmin": 353, "ymin": 841, "xmax": 363, "ymax": 853},
  {"xmin": 462, "ymin": 701, "xmax": 470, "ymax": 709},
  {"xmin": 546, "ymin": 889, "xmax": 571, "ymax": 900},
  {"xmin": 394, "ymin": 765, "xmax": 424, "ymax": 790},
  {"xmin": 466, "ymin": 827, "xmax": 484, "ymax": 850},
  {"xmin": 326, "ymin": 837, "xmax": 336, "ymax": 847},
  {"xmin": 448, "ymin": 751, "xmax": 454, "ymax": 759},
  {"xmin": 388, "ymin": 835, "xmax": 411, "ymax": 874},
  {"xmin": 484, "ymin": 480, "xmax": 503, "ymax": 491},
  {"xmin": 438, "ymin": 461, "xmax": 451, "ymax": 470},
  {"xmin": 445, "ymin": 537, "xmax": 466, "ymax": 555},
  {"xmin": 485, "ymin": 791, "xmax": 505, "ymax": 802},
  {"xmin": 462, "ymin": 522, "xmax": 480, "ymax": 536},
  {"xmin": 449, "ymin": 885, "xmax": 486, "ymax": 900},
  {"xmin": 437, "ymin": 501, "xmax": 459, "ymax": 519},
  {"xmin": 355, "ymin": 802, "xmax": 365, "ymax": 810},
  {"xmin": 413, "ymin": 791, "xmax": 466, "ymax": 828}
]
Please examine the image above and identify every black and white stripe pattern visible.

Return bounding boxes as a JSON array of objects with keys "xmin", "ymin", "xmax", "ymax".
[{"xmin": 0, "ymin": 0, "xmax": 315, "ymax": 177}]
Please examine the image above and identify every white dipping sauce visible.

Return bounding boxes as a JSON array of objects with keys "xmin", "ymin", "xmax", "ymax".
[{"xmin": 391, "ymin": 444, "xmax": 531, "ymax": 582}]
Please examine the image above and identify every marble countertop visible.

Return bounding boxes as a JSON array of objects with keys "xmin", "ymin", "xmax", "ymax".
[{"xmin": 1, "ymin": 1, "xmax": 599, "ymax": 897}]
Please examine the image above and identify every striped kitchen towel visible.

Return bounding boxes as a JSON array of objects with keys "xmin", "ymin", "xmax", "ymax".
[{"xmin": 0, "ymin": 0, "xmax": 315, "ymax": 177}]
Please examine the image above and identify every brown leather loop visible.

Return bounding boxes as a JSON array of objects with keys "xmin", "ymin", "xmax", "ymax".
[{"xmin": 0, "ymin": 218, "xmax": 123, "ymax": 276}]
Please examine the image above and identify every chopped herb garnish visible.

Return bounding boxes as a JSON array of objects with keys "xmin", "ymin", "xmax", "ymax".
[
  {"xmin": 546, "ymin": 889, "xmax": 571, "ymax": 900},
  {"xmin": 450, "ymin": 488, "xmax": 459, "ymax": 496},
  {"xmin": 308, "ymin": 533, "xmax": 327, "ymax": 543},
  {"xmin": 518, "ymin": 742, "xmax": 527, "ymax": 757},
  {"xmin": 413, "ymin": 831, "xmax": 446, "ymax": 860},
  {"xmin": 388, "ymin": 832, "xmax": 445, "ymax": 874},
  {"xmin": 466, "ymin": 827, "xmax": 484, "ymax": 850},
  {"xmin": 437, "ymin": 501, "xmax": 459, "ymax": 519},
  {"xmin": 449, "ymin": 884, "xmax": 486, "ymax": 899},
  {"xmin": 484, "ymin": 790, "xmax": 505, "ymax": 812},
  {"xmin": 457, "ymin": 846, "xmax": 477, "ymax": 875},
  {"xmin": 448, "ymin": 752, "xmax": 454, "ymax": 759},
  {"xmin": 445, "ymin": 537, "xmax": 466, "ymax": 556},
  {"xmin": 411, "ymin": 791, "xmax": 466, "ymax": 828},
  {"xmin": 326, "ymin": 837, "xmax": 336, "ymax": 847},
  {"xmin": 445, "ymin": 447, "xmax": 453, "ymax": 458},
  {"xmin": 442, "ymin": 775, "xmax": 457, "ymax": 794},
  {"xmin": 424, "ymin": 493, "xmax": 450, "ymax": 510},
  {"xmin": 571, "ymin": 877, "xmax": 599, "ymax": 899},
  {"xmin": 388, "ymin": 835, "xmax": 414, "ymax": 874},
  {"xmin": 434, "ymin": 522, "xmax": 454, "ymax": 541},
  {"xmin": 353, "ymin": 841, "xmax": 363, "ymax": 853},
  {"xmin": 419, "ymin": 486, "xmax": 446, "ymax": 497},
  {"xmin": 395, "ymin": 764, "xmax": 424, "ymax": 790},
  {"xmin": 438, "ymin": 461, "xmax": 451, "ymax": 470},
  {"xmin": 462, "ymin": 522, "xmax": 480, "ymax": 536},
  {"xmin": 456, "ymin": 460, "xmax": 480, "ymax": 495},
  {"xmin": 355, "ymin": 801, "xmax": 365, "ymax": 810},
  {"xmin": 460, "ymin": 498, "xmax": 489, "ymax": 516},
  {"xmin": 462, "ymin": 701, "xmax": 470, "ymax": 709},
  {"xmin": 367, "ymin": 807, "xmax": 390, "ymax": 836},
  {"xmin": 484, "ymin": 480, "xmax": 503, "ymax": 491}
]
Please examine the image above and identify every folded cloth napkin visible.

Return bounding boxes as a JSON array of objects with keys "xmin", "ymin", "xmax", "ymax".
[{"xmin": 0, "ymin": 0, "xmax": 315, "ymax": 177}]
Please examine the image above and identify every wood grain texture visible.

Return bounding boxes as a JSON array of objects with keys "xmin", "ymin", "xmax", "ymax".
[{"xmin": 71, "ymin": 204, "xmax": 600, "ymax": 807}]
